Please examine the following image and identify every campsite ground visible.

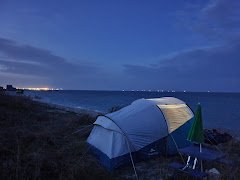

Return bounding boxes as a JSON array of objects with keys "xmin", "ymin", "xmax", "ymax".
[{"xmin": 0, "ymin": 92, "xmax": 240, "ymax": 179}]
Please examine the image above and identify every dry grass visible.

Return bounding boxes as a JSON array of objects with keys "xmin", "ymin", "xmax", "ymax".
[{"xmin": 0, "ymin": 93, "xmax": 108, "ymax": 180}]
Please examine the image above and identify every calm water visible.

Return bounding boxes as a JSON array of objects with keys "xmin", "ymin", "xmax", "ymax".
[{"xmin": 25, "ymin": 90, "xmax": 240, "ymax": 135}]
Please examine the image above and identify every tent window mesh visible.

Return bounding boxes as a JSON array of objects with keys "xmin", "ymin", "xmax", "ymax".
[{"xmin": 158, "ymin": 104, "xmax": 193, "ymax": 133}]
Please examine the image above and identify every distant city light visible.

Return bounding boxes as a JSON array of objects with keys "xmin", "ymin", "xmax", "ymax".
[{"xmin": 21, "ymin": 87, "xmax": 63, "ymax": 91}]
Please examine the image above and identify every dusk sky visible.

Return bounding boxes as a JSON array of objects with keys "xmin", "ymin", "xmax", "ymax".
[{"xmin": 0, "ymin": 0, "xmax": 240, "ymax": 92}]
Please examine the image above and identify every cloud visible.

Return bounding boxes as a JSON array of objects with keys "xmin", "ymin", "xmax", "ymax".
[
  {"xmin": 177, "ymin": 0, "xmax": 240, "ymax": 41},
  {"xmin": 0, "ymin": 37, "xmax": 82, "ymax": 72},
  {"xmin": 0, "ymin": 37, "xmax": 104, "ymax": 88},
  {"xmin": 199, "ymin": 0, "xmax": 240, "ymax": 39},
  {"xmin": 123, "ymin": 41, "xmax": 240, "ymax": 91},
  {"xmin": 121, "ymin": 0, "xmax": 240, "ymax": 92},
  {"xmin": 0, "ymin": 37, "xmax": 140, "ymax": 90}
]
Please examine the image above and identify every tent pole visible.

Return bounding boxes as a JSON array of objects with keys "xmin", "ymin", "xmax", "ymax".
[
  {"xmin": 170, "ymin": 134, "xmax": 185, "ymax": 163},
  {"xmin": 126, "ymin": 137, "xmax": 139, "ymax": 180}
]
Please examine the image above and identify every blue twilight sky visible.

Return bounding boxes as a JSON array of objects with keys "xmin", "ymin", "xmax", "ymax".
[{"xmin": 0, "ymin": 0, "xmax": 240, "ymax": 91}]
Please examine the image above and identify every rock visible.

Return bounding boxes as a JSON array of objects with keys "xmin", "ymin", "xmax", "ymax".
[
  {"xmin": 209, "ymin": 168, "xmax": 220, "ymax": 174},
  {"xmin": 207, "ymin": 168, "xmax": 221, "ymax": 180}
]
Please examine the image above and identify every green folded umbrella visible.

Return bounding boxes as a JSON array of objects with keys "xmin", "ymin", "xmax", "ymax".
[{"xmin": 187, "ymin": 103, "xmax": 204, "ymax": 144}]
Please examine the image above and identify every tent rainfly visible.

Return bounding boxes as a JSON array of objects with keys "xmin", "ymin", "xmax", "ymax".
[{"xmin": 87, "ymin": 97, "xmax": 194, "ymax": 170}]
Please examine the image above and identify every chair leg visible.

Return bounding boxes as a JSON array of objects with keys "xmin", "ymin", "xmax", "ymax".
[
  {"xmin": 193, "ymin": 158, "xmax": 198, "ymax": 169},
  {"xmin": 182, "ymin": 156, "xmax": 191, "ymax": 170}
]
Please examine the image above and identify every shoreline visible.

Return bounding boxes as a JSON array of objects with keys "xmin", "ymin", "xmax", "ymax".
[
  {"xmin": 9, "ymin": 91, "xmax": 103, "ymax": 117},
  {"xmin": 34, "ymin": 98, "xmax": 102, "ymax": 118}
]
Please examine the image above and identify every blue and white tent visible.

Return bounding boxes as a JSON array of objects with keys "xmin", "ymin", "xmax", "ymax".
[{"xmin": 87, "ymin": 97, "xmax": 194, "ymax": 170}]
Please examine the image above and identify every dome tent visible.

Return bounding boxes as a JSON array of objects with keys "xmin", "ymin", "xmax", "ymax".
[{"xmin": 87, "ymin": 97, "xmax": 194, "ymax": 170}]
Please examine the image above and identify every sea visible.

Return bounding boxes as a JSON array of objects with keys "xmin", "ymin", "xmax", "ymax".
[{"xmin": 25, "ymin": 90, "xmax": 240, "ymax": 136}]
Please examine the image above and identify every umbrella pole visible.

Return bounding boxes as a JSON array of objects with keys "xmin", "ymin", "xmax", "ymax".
[{"xmin": 200, "ymin": 143, "xmax": 203, "ymax": 172}]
